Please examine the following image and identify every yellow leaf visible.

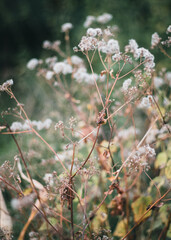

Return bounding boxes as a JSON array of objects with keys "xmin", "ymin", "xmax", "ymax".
[
  {"xmin": 154, "ymin": 152, "xmax": 167, "ymax": 169},
  {"xmin": 113, "ymin": 218, "xmax": 127, "ymax": 237},
  {"xmin": 131, "ymin": 196, "xmax": 152, "ymax": 222},
  {"xmin": 165, "ymin": 160, "xmax": 171, "ymax": 179},
  {"xmin": 91, "ymin": 204, "xmax": 109, "ymax": 233},
  {"xmin": 23, "ymin": 188, "xmax": 32, "ymax": 195},
  {"xmin": 98, "ymin": 140, "xmax": 117, "ymax": 154}
]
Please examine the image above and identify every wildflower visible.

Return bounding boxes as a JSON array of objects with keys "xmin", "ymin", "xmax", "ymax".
[
  {"xmin": 78, "ymin": 36, "xmax": 98, "ymax": 51},
  {"xmin": 112, "ymin": 53, "xmax": 123, "ymax": 62},
  {"xmin": 146, "ymin": 129, "xmax": 159, "ymax": 144},
  {"xmin": 135, "ymin": 47, "xmax": 155, "ymax": 69},
  {"xmin": 73, "ymin": 67, "xmax": 98, "ymax": 84},
  {"xmin": 166, "ymin": 72, "xmax": 171, "ymax": 86},
  {"xmin": 0, "ymin": 79, "xmax": 13, "ymax": 91},
  {"xmin": 83, "ymin": 15, "xmax": 96, "ymax": 28},
  {"xmin": 45, "ymin": 71, "xmax": 54, "ymax": 80},
  {"xmin": 43, "ymin": 173, "xmax": 54, "ymax": 186},
  {"xmin": 61, "ymin": 22, "xmax": 73, "ymax": 32},
  {"xmin": 125, "ymin": 39, "xmax": 138, "ymax": 57},
  {"xmin": 99, "ymin": 39, "xmax": 120, "ymax": 54},
  {"xmin": 127, "ymin": 144, "xmax": 156, "ymax": 171},
  {"xmin": 10, "ymin": 119, "xmax": 52, "ymax": 132},
  {"xmin": 42, "ymin": 40, "xmax": 51, "ymax": 49},
  {"xmin": 117, "ymin": 126, "xmax": 140, "ymax": 140},
  {"xmin": 153, "ymin": 76, "xmax": 163, "ymax": 88},
  {"xmin": 103, "ymin": 27, "xmax": 113, "ymax": 36},
  {"xmin": 96, "ymin": 13, "xmax": 113, "ymax": 24},
  {"xmin": 87, "ymin": 28, "xmax": 102, "ymax": 37},
  {"xmin": 71, "ymin": 55, "xmax": 83, "ymax": 65},
  {"xmin": 45, "ymin": 56, "xmax": 58, "ymax": 67},
  {"xmin": 53, "ymin": 62, "xmax": 72, "ymax": 75},
  {"xmin": 11, "ymin": 193, "xmax": 36, "ymax": 209},
  {"xmin": 27, "ymin": 58, "xmax": 39, "ymax": 70},
  {"xmin": 139, "ymin": 96, "xmax": 153, "ymax": 108},
  {"xmin": 122, "ymin": 78, "xmax": 132, "ymax": 92},
  {"xmin": 166, "ymin": 25, "xmax": 171, "ymax": 33},
  {"xmin": 151, "ymin": 32, "xmax": 161, "ymax": 48}
]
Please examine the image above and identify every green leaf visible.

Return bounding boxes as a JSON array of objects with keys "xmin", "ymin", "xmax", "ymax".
[
  {"xmin": 155, "ymin": 152, "xmax": 167, "ymax": 169},
  {"xmin": 39, "ymin": 217, "xmax": 57, "ymax": 231},
  {"xmin": 167, "ymin": 224, "xmax": 171, "ymax": 238},
  {"xmin": 148, "ymin": 176, "xmax": 165, "ymax": 193},
  {"xmin": 131, "ymin": 196, "xmax": 152, "ymax": 222},
  {"xmin": 165, "ymin": 160, "xmax": 171, "ymax": 179}
]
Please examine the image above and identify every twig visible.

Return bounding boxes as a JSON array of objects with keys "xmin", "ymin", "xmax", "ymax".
[
  {"xmin": 122, "ymin": 188, "xmax": 171, "ymax": 240},
  {"xmin": 71, "ymin": 126, "xmax": 100, "ymax": 179}
]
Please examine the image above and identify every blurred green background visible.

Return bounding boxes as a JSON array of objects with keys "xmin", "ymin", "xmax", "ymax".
[{"xmin": 0, "ymin": 0, "xmax": 171, "ymax": 159}]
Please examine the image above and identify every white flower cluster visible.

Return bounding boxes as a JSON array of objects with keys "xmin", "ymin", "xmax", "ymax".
[
  {"xmin": 27, "ymin": 58, "xmax": 42, "ymax": 70},
  {"xmin": 83, "ymin": 13, "xmax": 112, "ymax": 28},
  {"xmin": 117, "ymin": 126, "xmax": 140, "ymax": 141},
  {"xmin": 10, "ymin": 119, "xmax": 52, "ymax": 132},
  {"xmin": 61, "ymin": 22, "xmax": 73, "ymax": 32},
  {"xmin": 73, "ymin": 67, "xmax": 99, "ymax": 84},
  {"xmin": 97, "ymin": 13, "xmax": 113, "ymax": 24},
  {"xmin": 46, "ymin": 71, "xmax": 54, "ymax": 80},
  {"xmin": 53, "ymin": 62, "xmax": 72, "ymax": 75},
  {"xmin": 139, "ymin": 95, "xmax": 153, "ymax": 109},
  {"xmin": 136, "ymin": 47, "xmax": 155, "ymax": 69},
  {"xmin": 43, "ymin": 40, "xmax": 61, "ymax": 50},
  {"xmin": 71, "ymin": 55, "xmax": 83, "ymax": 65},
  {"xmin": 151, "ymin": 32, "xmax": 161, "ymax": 49},
  {"xmin": 87, "ymin": 28, "xmax": 102, "ymax": 37},
  {"xmin": 125, "ymin": 40, "xmax": 155, "ymax": 69},
  {"xmin": 43, "ymin": 173, "xmax": 54, "ymax": 186},
  {"xmin": 0, "ymin": 79, "xmax": 13, "ymax": 91},
  {"xmin": 166, "ymin": 72, "xmax": 171, "ymax": 86},
  {"xmin": 78, "ymin": 36, "xmax": 98, "ymax": 51},
  {"xmin": 153, "ymin": 76, "xmax": 163, "ymax": 88},
  {"xmin": 122, "ymin": 78, "xmax": 132, "ymax": 92},
  {"xmin": 125, "ymin": 39, "xmax": 139, "ymax": 57},
  {"xmin": 127, "ymin": 144, "xmax": 156, "ymax": 171},
  {"xmin": 167, "ymin": 25, "xmax": 171, "ymax": 33},
  {"xmin": 99, "ymin": 39, "xmax": 120, "ymax": 54},
  {"xmin": 112, "ymin": 53, "xmax": 123, "ymax": 62},
  {"xmin": 11, "ymin": 193, "xmax": 36, "ymax": 209},
  {"xmin": 45, "ymin": 56, "xmax": 58, "ymax": 67},
  {"xmin": 83, "ymin": 16, "xmax": 96, "ymax": 28}
]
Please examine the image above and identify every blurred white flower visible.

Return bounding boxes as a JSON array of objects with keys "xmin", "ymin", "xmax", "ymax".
[
  {"xmin": 83, "ymin": 15, "xmax": 96, "ymax": 28},
  {"xmin": 71, "ymin": 55, "xmax": 83, "ymax": 65},
  {"xmin": 53, "ymin": 62, "xmax": 72, "ymax": 75},
  {"xmin": 46, "ymin": 71, "xmax": 54, "ymax": 80},
  {"xmin": 153, "ymin": 76, "xmax": 163, "ymax": 88},
  {"xmin": 96, "ymin": 13, "xmax": 113, "ymax": 24},
  {"xmin": 166, "ymin": 25, "xmax": 171, "ymax": 33},
  {"xmin": 43, "ymin": 40, "xmax": 51, "ymax": 49},
  {"xmin": 139, "ymin": 96, "xmax": 153, "ymax": 108},
  {"xmin": 10, "ymin": 119, "xmax": 52, "ymax": 132},
  {"xmin": 61, "ymin": 23, "xmax": 73, "ymax": 32},
  {"xmin": 27, "ymin": 58, "xmax": 39, "ymax": 70},
  {"xmin": 0, "ymin": 79, "xmax": 13, "ymax": 91},
  {"xmin": 87, "ymin": 28, "xmax": 102, "ymax": 37},
  {"xmin": 43, "ymin": 173, "xmax": 54, "ymax": 186},
  {"xmin": 122, "ymin": 78, "xmax": 132, "ymax": 92},
  {"xmin": 99, "ymin": 39, "xmax": 120, "ymax": 54},
  {"xmin": 151, "ymin": 32, "xmax": 161, "ymax": 48}
]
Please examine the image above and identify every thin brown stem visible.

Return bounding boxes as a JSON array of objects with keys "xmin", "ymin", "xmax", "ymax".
[
  {"xmin": 122, "ymin": 188, "xmax": 171, "ymax": 240},
  {"xmin": 71, "ymin": 126, "xmax": 100, "ymax": 179}
]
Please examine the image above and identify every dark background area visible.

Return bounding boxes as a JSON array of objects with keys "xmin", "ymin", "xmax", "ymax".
[{"xmin": 1, "ymin": 0, "xmax": 171, "ymax": 81}]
